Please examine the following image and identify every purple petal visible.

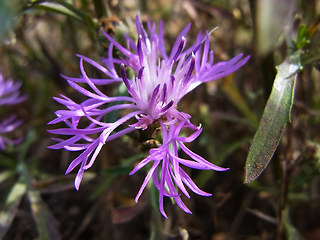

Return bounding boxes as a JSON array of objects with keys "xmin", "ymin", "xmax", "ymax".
[
  {"xmin": 135, "ymin": 161, "xmax": 160, "ymax": 203},
  {"xmin": 180, "ymin": 168, "xmax": 212, "ymax": 196},
  {"xmin": 179, "ymin": 141, "xmax": 229, "ymax": 171}
]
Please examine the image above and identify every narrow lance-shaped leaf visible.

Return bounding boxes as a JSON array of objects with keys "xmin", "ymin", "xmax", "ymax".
[
  {"xmin": 245, "ymin": 54, "xmax": 301, "ymax": 183},
  {"xmin": 31, "ymin": 2, "xmax": 83, "ymax": 22},
  {"xmin": 27, "ymin": 190, "xmax": 61, "ymax": 240},
  {"xmin": 0, "ymin": 0, "xmax": 27, "ymax": 42},
  {"xmin": 283, "ymin": 209, "xmax": 304, "ymax": 240},
  {"xmin": 0, "ymin": 176, "xmax": 27, "ymax": 239},
  {"xmin": 255, "ymin": 0, "xmax": 296, "ymax": 55},
  {"xmin": 15, "ymin": 158, "xmax": 61, "ymax": 240}
]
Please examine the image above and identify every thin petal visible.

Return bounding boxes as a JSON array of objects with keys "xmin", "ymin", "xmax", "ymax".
[{"xmin": 179, "ymin": 141, "xmax": 229, "ymax": 171}]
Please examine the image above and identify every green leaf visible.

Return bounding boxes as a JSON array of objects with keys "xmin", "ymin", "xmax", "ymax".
[
  {"xmin": 283, "ymin": 209, "xmax": 304, "ymax": 240},
  {"xmin": 244, "ymin": 54, "xmax": 301, "ymax": 183},
  {"xmin": 0, "ymin": 177, "xmax": 27, "ymax": 239},
  {"xmin": 255, "ymin": 0, "xmax": 296, "ymax": 55},
  {"xmin": 0, "ymin": 170, "xmax": 15, "ymax": 184},
  {"xmin": 0, "ymin": 0, "xmax": 24, "ymax": 43},
  {"xmin": 28, "ymin": 0, "xmax": 97, "ymax": 40},
  {"xmin": 0, "ymin": 1, "xmax": 14, "ymax": 42},
  {"xmin": 32, "ymin": 2, "xmax": 83, "ymax": 22},
  {"xmin": 27, "ymin": 190, "xmax": 61, "ymax": 240},
  {"xmin": 92, "ymin": 0, "xmax": 107, "ymax": 19},
  {"xmin": 293, "ymin": 25, "xmax": 310, "ymax": 50},
  {"xmin": 16, "ymin": 160, "xmax": 62, "ymax": 239},
  {"xmin": 149, "ymin": 184, "xmax": 162, "ymax": 240}
]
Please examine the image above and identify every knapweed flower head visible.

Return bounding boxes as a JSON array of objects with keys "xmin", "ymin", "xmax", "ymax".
[
  {"xmin": 0, "ymin": 115, "xmax": 24, "ymax": 150},
  {"xmin": 0, "ymin": 72, "xmax": 26, "ymax": 150},
  {"xmin": 48, "ymin": 15, "xmax": 249, "ymax": 217},
  {"xmin": 0, "ymin": 73, "xmax": 26, "ymax": 106}
]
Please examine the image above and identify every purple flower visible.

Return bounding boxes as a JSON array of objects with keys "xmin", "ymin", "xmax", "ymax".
[
  {"xmin": 0, "ymin": 73, "xmax": 26, "ymax": 106},
  {"xmin": 48, "ymin": 15, "xmax": 249, "ymax": 217},
  {"xmin": 0, "ymin": 73, "xmax": 26, "ymax": 151},
  {"xmin": 0, "ymin": 115, "xmax": 23, "ymax": 150}
]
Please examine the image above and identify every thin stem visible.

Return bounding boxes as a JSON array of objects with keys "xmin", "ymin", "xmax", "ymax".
[
  {"xmin": 92, "ymin": 0, "xmax": 107, "ymax": 19},
  {"xmin": 276, "ymin": 124, "xmax": 292, "ymax": 240},
  {"xmin": 276, "ymin": 124, "xmax": 301, "ymax": 240}
]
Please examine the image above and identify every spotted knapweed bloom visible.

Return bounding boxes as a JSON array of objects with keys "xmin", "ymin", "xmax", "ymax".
[
  {"xmin": 48, "ymin": 15, "xmax": 249, "ymax": 217},
  {"xmin": 0, "ymin": 73, "xmax": 26, "ymax": 150}
]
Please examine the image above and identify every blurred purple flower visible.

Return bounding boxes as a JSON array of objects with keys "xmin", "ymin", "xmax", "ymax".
[
  {"xmin": 0, "ymin": 73, "xmax": 26, "ymax": 150},
  {"xmin": 48, "ymin": 15, "xmax": 249, "ymax": 217},
  {"xmin": 0, "ymin": 115, "xmax": 23, "ymax": 150},
  {"xmin": 0, "ymin": 73, "xmax": 26, "ymax": 106}
]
